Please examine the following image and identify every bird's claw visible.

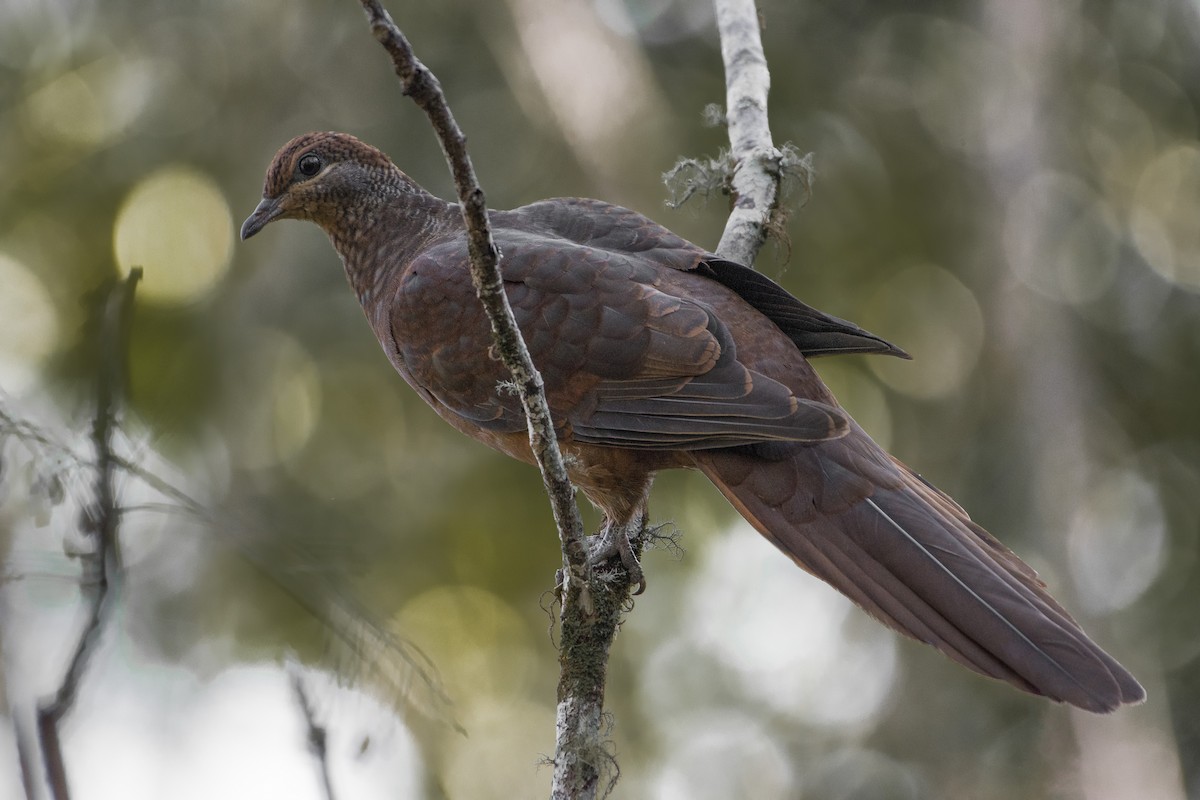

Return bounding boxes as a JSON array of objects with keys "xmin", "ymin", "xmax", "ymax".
[{"xmin": 588, "ymin": 520, "xmax": 646, "ymax": 595}]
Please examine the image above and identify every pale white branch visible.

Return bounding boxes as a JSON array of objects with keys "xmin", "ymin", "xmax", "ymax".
[{"xmin": 713, "ymin": 0, "xmax": 784, "ymax": 267}]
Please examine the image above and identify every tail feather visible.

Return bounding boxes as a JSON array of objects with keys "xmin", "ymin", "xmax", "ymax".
[{"xmin": 692, "ymin": 427, "xmax": 1145, "ymax": 713}]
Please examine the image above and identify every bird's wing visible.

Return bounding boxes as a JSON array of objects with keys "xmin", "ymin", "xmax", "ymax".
[
  {"xmin": 389, "ymin": 234, "xmax": 848, "ymax": 449},
  {"xmin": 509, "ymin": 199, "xmax": 908, "ymax": 359}
]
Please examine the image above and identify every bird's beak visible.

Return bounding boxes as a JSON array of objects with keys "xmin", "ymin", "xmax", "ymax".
[{"xmin": 240, "ymin": 196, "xmax": 283, "ymax": 241}]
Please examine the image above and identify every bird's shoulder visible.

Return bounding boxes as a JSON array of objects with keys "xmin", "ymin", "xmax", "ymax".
[
  {"xmin": 390, "ymin": 195, "xmax": 905, "ymax": 364},
  {"xmin": 496, "ymin": 197, "xmax": 708, "ymax": 269},
  {"xmin": 392, "ymin": 198, "xmax": 702, "ymax": 304}
]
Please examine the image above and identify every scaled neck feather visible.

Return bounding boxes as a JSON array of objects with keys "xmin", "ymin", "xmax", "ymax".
[{"xmin": 324, "ymin": 176, "xmax": 460, "ymax": 312}]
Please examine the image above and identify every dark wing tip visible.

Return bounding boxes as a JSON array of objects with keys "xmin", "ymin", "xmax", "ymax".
[{"xmin": 698, "ymin": 258, "xmax": 911, "ymax": 360}]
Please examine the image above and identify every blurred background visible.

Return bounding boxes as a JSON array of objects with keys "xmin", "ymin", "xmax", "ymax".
[{"xmin": 1, "ymin": 0, "xmax": 1198, "ymax": 797}]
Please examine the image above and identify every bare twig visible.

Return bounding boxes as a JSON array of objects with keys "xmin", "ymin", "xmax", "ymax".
[
  {"xmin": 1, "ymin": 396, "xmax": 458, "ymax": 733},
  {"xmin": 355, "ymin": 3, "xmax": 634, "ymax": 797},
  {"xmin": 35, "ymin": 268, "xmax": 141, "ymax": 800},
  {"xmin": 289, "ymin": 666, "xmax": 338, "ymax": 800},
  {"xmin": 712, "ymin": 0, "xmax": 783, "ymax": 267}
]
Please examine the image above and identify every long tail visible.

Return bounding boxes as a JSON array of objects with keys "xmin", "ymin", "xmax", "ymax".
[{"xmin": 691, "ymin": 426, "xmax": 1145, "ymax": 713}]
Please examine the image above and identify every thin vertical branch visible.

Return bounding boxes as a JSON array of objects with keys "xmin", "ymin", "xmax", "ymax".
[
  {"xmin": 355, "ymin": 0, "xmax": 587, "ymax": 582},
  {"xmin": 355, "ymin": 2, "xmax": 782, "ymax": 796},
  {"xmin": 14, "ymin": 712, "xmax": 43, "ymax": 800},
  {"xmin": 713, "ymin": 0, "xmax": 783, "ymax": 267},
  {"xmin": 1, "ymin": 606, "xmax": 43, "ymax": 800},
  {"xmin": 354, "ymin": 3, "xmax": 627, "ymax": 798},
  {"xmin": 36, "ymin": 269, "xmax": 141, "ymax": 800}
]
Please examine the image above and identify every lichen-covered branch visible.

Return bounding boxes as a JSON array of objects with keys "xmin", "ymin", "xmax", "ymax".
[
  {"xmin": 36, "ymin": 268, "xmax": 141, "ymax": 800},
  {"xmin": 712, "ymin": 0, "xmax": 783, "ymax": 267},
  {"xmin": 354, "ymin": 3, "xmax": 625, "ymax": 798}
]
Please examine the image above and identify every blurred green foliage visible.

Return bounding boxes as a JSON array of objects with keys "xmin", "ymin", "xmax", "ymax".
[{"xmin": 2, "ymin": 0, "xmax": 1199, "ymax": 797}]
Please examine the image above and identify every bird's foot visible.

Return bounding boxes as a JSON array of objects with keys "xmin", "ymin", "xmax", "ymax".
[{"xmin": 588, "ymin": 518, "xmax": 646, "ymax": 596}]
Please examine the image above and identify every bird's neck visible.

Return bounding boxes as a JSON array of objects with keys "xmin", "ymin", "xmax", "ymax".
[{"xmin": 323, "ymin": 181, "xmax": 460, "ymax": 312}]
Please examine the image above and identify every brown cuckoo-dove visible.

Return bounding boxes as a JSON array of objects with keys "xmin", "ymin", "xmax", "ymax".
[{"xmin": 241, "ymin": 132, "xmax": 1144, "ymax": 713}]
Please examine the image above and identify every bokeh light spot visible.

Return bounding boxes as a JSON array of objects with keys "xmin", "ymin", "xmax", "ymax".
[
  {"xmin": 285, "ymin": 363, "xmax": 399, "ymax": 501},
  {"xmin": 271, "ymin": 357, "xmax": 321, "ymax": 462},
  {"xmin": 396, "ymin": 585, "xmax": 538, "ymax": 700},
  {"xmin": 685, "ymin": 525, "xmax": 897, "ymax": 728},
  {"xmin": 0, "ymin": 252, "xmax": 59, "ymax": 393},
  {"xmin": 1083, "ymin": 83, "xmax": 1156, "ymax": 202},
  {"xmin": 441, "ymin": 698, "xmax": 554, "ymax": 799},
  {"xmin": 23, "ymin": 56, "xmax": 155, "ymax": 150},
  {"xmin": 864, "ymin": 264, "xmax": 984, "ymax": 399},
  {"xmin": 114, "ymin": 166, "xmax": 233, "ymax": 304},
  {"xmin": 655, "ymin": 712, "xmax": 794, "ymax": 800},
  {"xmin": 504, "ymin": 0, "xmax": 663, "ymax": 178},
  {"xmin": 1132, "ymin": 142, "xmax": 1200, "ymax": 290},
  {"xmin": 906, "ymin": 17, "xmax": 1034, "ymax": 157},
  {"xmin": 807, "ymin": 747, "xmax": 926, "ymax": 800},
  {"xmin": 1068, "ymin": 467, "xmax": 1166, "ymax": 613},
  {"xmin": 1004, "ymin": 170, "xmax": 1120, "ymax": 304},
  {"xmin": 226, "ymin": 329, "xmax": 321, "ymax": 470}
]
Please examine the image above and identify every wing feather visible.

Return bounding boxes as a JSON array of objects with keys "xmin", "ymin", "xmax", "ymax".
[{"xmin": 396, "ymin": 233, "xmax": 850, "ymax": 449}]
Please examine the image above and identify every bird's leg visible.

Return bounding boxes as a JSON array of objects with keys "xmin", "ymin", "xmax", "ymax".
[{"xmin": 588, "ymin": 514, "xmax": 647, "ymax": 595}]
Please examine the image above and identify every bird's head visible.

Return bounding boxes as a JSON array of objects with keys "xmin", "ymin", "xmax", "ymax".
[{"xmin": 240, "ymin": 131, "xmax": 403, "ymax": 240}]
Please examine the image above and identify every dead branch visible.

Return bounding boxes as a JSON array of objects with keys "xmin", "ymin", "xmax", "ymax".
[{"xmin": 35, "ymin": 268, "xmax": 141, "ymax": 800}]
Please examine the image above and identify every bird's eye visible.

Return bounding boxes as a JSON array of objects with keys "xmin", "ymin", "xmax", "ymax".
[{"xmin": 297, "ymin": 153, "xmax": 323, "ymax": 178}]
